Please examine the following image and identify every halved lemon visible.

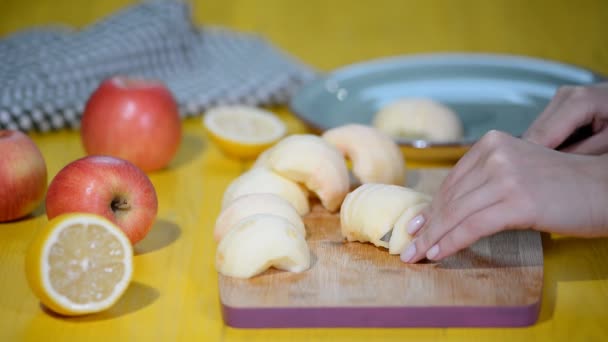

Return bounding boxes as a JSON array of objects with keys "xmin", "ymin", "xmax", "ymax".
[
  {"xmin": 25, "ymin": 213, "xmax": 133, "ymax": 316},
  {"xmin": 203, "ymin": 105, "xmax": 287, "ymax": 159}
]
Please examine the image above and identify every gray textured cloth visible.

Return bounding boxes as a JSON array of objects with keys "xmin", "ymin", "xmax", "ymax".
[{"xmin": 0, "ymin": 1, "xmax": 316, "ymax": 132}]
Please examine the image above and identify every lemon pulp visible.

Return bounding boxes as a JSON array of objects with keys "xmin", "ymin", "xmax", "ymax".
[
  {"xmin": 26, "ymin": 213, "xmax": 133, "ymax": 316},
  {"xmin": 203, "ymin": 106, "xmax": 286, "ymax": 159}
]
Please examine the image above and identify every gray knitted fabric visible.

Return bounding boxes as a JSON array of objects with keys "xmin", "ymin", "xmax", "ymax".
[{"xmin": 0, "ymin": 1, "xmax": 316, "ymax": 132}]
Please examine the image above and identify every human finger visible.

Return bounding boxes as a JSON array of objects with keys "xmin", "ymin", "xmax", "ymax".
[
  {"xmin": 561, "ymin": 125, "xmax": 608, "ymax": 155},
  {"xmin": 524, "ymin": 87, "xmax": 596, "ymax": 148},
  {"xmin": 407, "ymin": 170, "xmax": 489, "ymax": 238},
  {"xmin": 436, "ymin": 143, "xmax": 483, "ymax": 197},
  {"xmin": 424, "ymin": 201, "xmax": 521, "ymax": 261},
  {"xmin": 400, "ymin": 181, "xmax": 502, "ymax": 263},
  {"xmin": 437, "ymin": 130, "xmax": 503, "ymax": 198},
  {"xmin": 523, "ymin": 87, "xmax": 573, "ymax": 142},
  {"xmin": 523, "ymin": 86, "xmax": 574, "ymax": 143}
]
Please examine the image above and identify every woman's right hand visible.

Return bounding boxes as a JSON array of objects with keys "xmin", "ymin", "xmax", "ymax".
[
  {"xmin": 401, "ymin": 131, "xmax": 608, "ymax": 264},
  {"xmin": 523, "ymin": 83, "xmax": 608, "ymax": 154}
]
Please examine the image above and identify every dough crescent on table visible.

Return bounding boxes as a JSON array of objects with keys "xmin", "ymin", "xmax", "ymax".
[
  {"xmin": 264, "ymin": 134, "xmax": 350, "ymax": 212},
  {"xmin": 340, "ymin": 183, "xmax": 431, "ymax": 249},
  {"xmin": 221, "ymin": 167, "xmax": 310, "ymax": 215},
  {"xmin": 323, "ymin": 124, "xmax": 406, "ymax": 185},
  {"xmin": 214, "ymin": 193, "xmax": 305, "ymax": 242},
  {"xmin": 216, "ymin": 214, "xmax": 310, "ymax": 279}
]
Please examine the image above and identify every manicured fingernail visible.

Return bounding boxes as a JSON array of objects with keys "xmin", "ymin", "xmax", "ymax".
[
  {"xmin": 400, "ymin": 242, "xmax": 417, "ymax": 263},
  {"xmin": 426, "ymin": 244, "xmax": 440, "ymax": 260},
  {"xmin": 407, "ymin": 215, "xmax": 425, "ymax": 235}
]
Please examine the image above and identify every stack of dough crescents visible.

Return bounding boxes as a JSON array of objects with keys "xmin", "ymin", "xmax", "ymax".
[{"xmin": 215, "ymin": 124, "xmax": 412, "ymax": 278}]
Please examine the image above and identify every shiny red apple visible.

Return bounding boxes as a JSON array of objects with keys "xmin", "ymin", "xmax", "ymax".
[
  {"xmin": 45, "ymin": 155, "xmax": 158, "ymax": 244},
  {"xmin": 0, "ymin": 130, "xmax": 47, "ymax": 222},
  {"xmin": 80, "ymin": 76, "xmax": 182, "ymax": 172}
]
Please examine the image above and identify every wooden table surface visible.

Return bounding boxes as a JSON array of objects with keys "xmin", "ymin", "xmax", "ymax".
[{"xmin": 1, "ymin": 0, "xmax": 607, "ymax": 341}]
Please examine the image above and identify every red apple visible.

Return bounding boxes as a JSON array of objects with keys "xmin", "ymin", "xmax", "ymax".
[
  {"xmin": 45, "ymin": 155, "xmax": 158, "ymax": 244},
  {"xmin": 0, "ymin": 130, "xmax": 47, "ymax": 222},
  {"xmin": 80, "ymin": 76, "xmax": 182, "ymax": 172}
]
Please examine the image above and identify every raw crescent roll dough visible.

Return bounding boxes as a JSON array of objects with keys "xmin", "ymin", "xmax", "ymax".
[
  {"xmin": 221, "ymin": 167, "xmax": 310, "ymax": 215},
  {"xmin": 216, "ymin": 214, "xmax": 311, "ymax": 278},
  {"xmin": 265, "ymin": 134, "xmax": 349, "ymax": 212},
  {"xmin": 214, "ymin": 193, "xmax": 305, "ymax": 242},
  {"xmin": 323, "ymin": 124, "xmax": 406, "ymax": 185},
  {"xmin": 340, "ymin": 183, "xmax": 430, "ymax": 248},
  {"xmin": 373, "ymin": 98, "xmax": 463, "ymax": 142},
  {"xmin": 251, "ymin": 147, "xmax": 273, "ymax": 169}
]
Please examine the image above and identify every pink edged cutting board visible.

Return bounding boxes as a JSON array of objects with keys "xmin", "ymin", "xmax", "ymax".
[{"xmin": 218, "ymin": 169, "xmax": 543, "ymax": 328}]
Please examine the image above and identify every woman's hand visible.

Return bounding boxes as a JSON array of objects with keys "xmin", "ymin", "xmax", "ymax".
[
  {"xmin": 523, "ymin": 83, "xmax": 608, "ymax": 154},
  {"xmin": 400, "ymin": 130, "xmax": 608, "ymax": 263}
]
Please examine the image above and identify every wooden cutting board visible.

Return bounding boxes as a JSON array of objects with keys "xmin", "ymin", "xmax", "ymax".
[{"xmin": 218, "ymin": 169, "xmax": 543, "ymax": 328}]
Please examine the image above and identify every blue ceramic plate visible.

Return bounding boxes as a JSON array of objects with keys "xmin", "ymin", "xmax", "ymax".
[{"xmin": 290, "ymin": 53, "xmax": 604, "ymax": 160}]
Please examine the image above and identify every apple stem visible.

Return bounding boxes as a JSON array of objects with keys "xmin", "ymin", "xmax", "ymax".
[{"xmin": 111, "ymin": 198, "xmax": 131, "ymax": 212}]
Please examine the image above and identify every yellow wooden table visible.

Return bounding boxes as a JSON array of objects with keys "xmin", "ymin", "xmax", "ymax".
[{"xmin": 1, "ymin": 0, "xmax": 608, "ymax": 341}]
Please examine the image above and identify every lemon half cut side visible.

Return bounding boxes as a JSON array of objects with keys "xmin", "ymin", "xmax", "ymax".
[
  {"xmin": 25, "ymin": 213, "xmax": 133, "ymax": 316},
  {"xmin": 203, "ymin": 105, "xmax": 287, "ymax": 159}
]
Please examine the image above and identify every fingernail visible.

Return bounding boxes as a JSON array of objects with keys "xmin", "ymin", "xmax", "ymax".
[
  {"xmin": 407, "ymin": 215, "xmax": 425, "ymax": 235},
  {"xmin": 400, "ymin": 242, "xmax": 417, "ymax": 263},
  {"xmin": 426, "ymin": 244, "xmax": 440, "ymax": 260}
]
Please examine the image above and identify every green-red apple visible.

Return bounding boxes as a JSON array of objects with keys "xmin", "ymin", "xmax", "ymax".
[
  {"xmin": 45, "ymin": 155, "xmax": 158, "ymax": 244},
  {"xmin": 80, "ymin": 76, "xmax": 182, "ymax": 172},
  {"xmin": 0, "ymin": 130, "xmax": 47, "ymax": 222}
]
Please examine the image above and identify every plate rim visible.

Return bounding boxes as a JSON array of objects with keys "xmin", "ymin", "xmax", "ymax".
[{"xmin": 289, "ymin": 52, "xmax": 607, "ymax": 149}]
